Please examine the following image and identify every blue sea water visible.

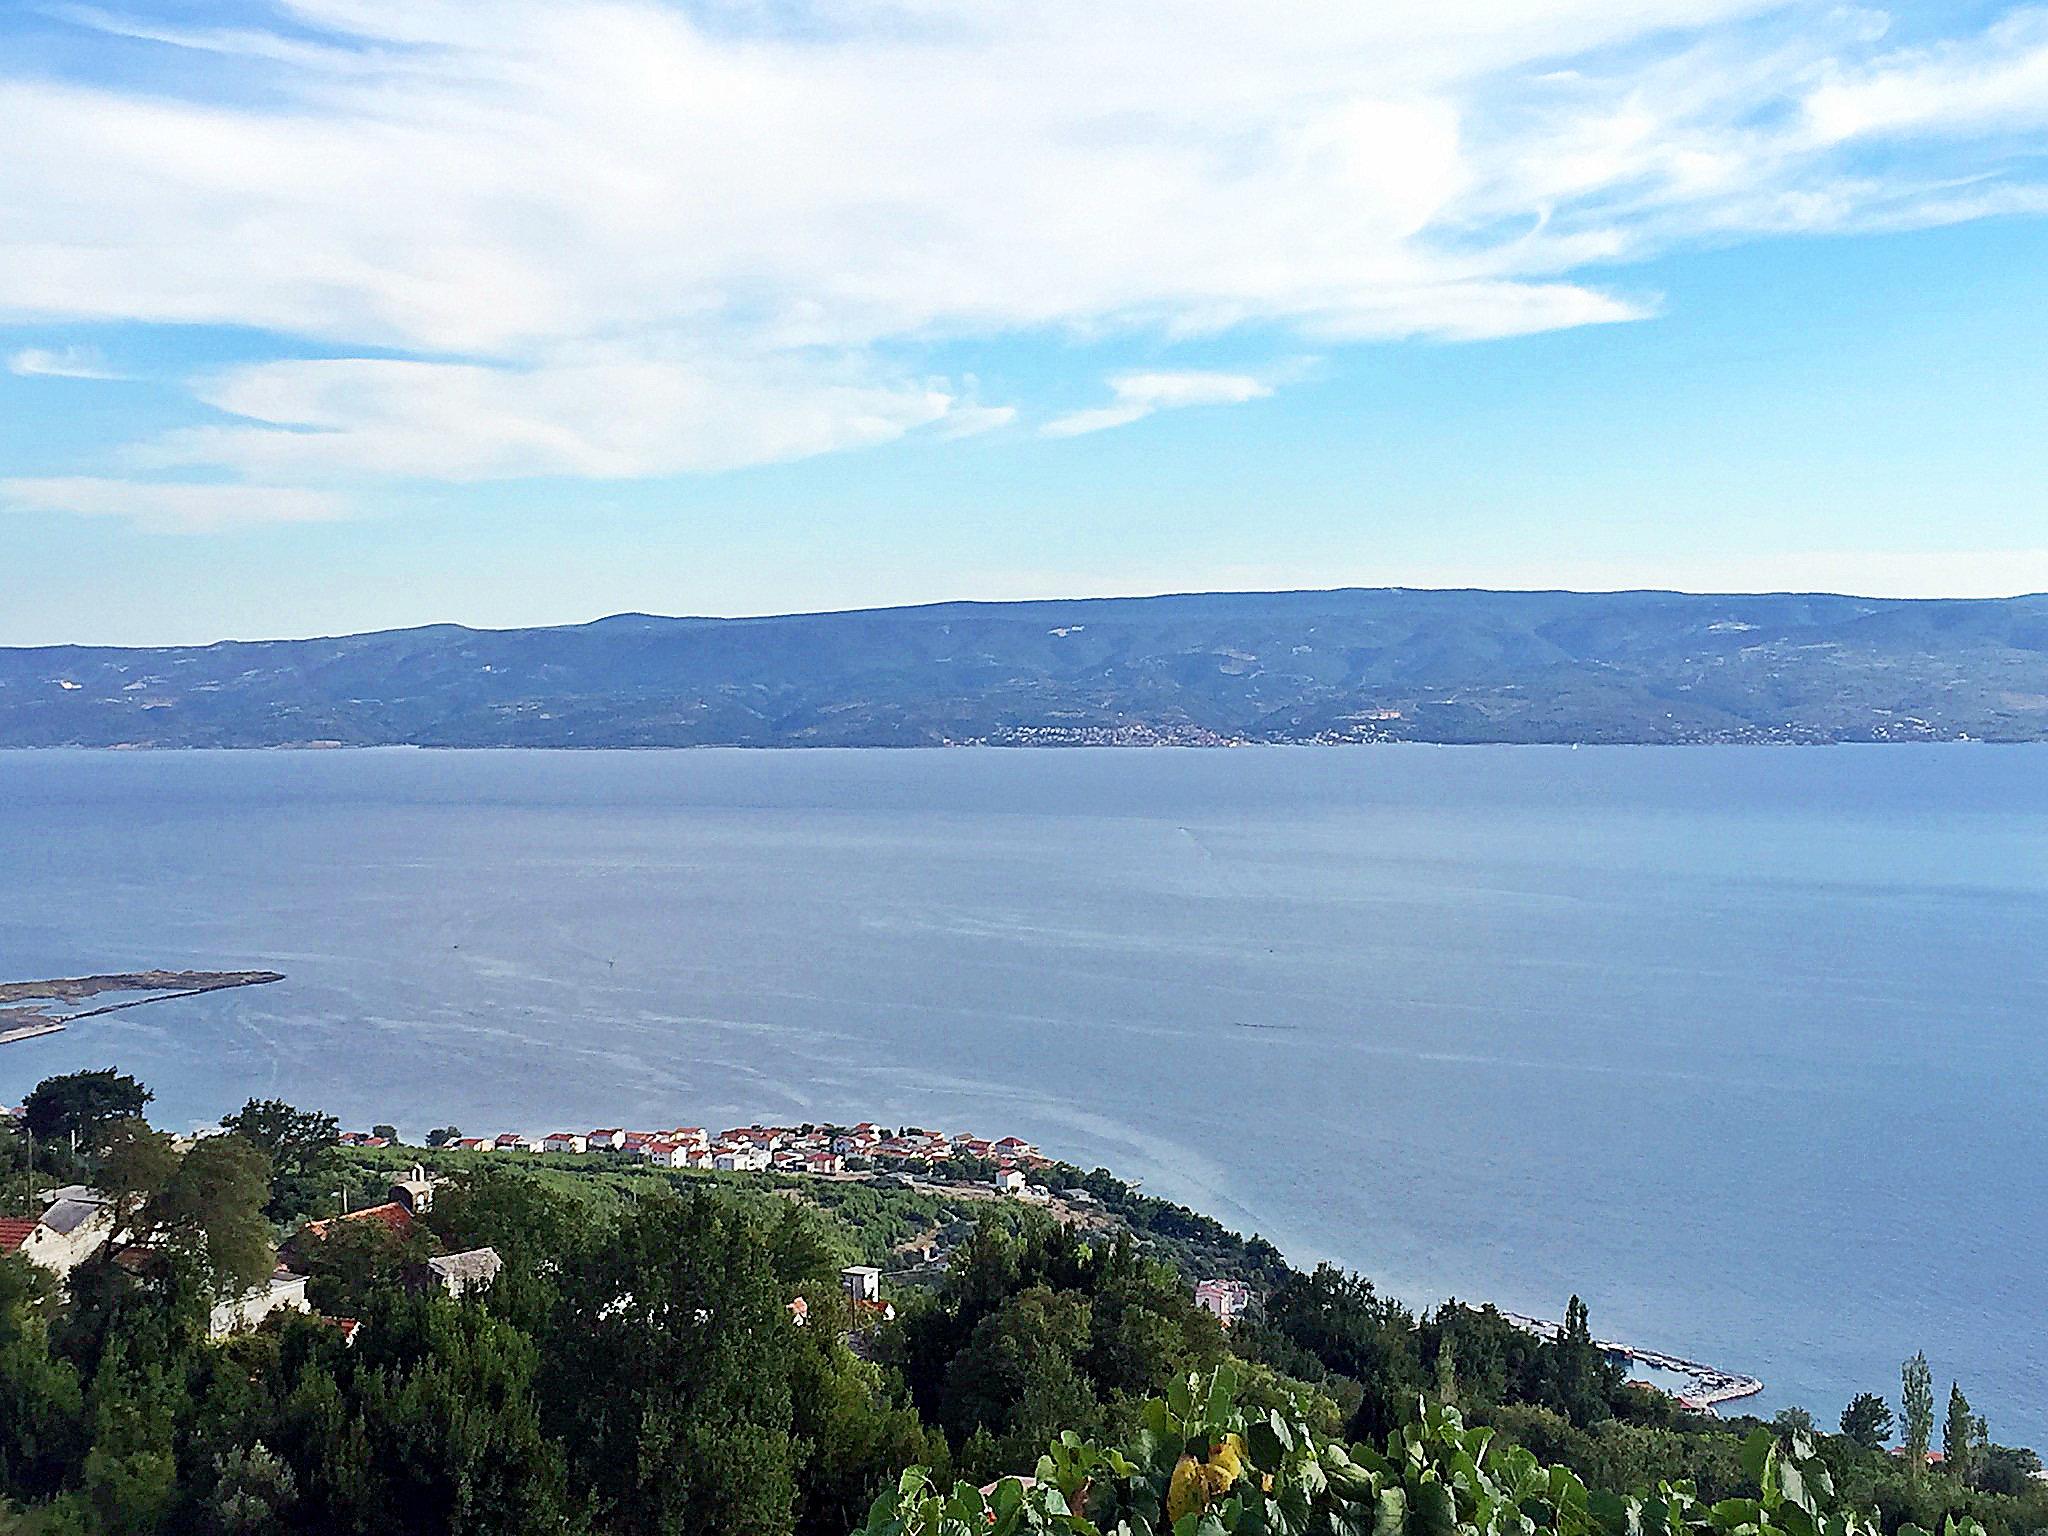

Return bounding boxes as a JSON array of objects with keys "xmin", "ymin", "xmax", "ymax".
[{"xmin": 2, "ymin": 745, "xmax": 2044, "ymax": 1440}]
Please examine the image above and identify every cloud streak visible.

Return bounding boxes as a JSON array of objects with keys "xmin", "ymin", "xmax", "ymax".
[
  {"xmin": 1043, "ymin": 371, "xmax": 1276, "ymax": 437},
  {"xmin": 0, "ymin": 476, "xmax": 351, "ymax": 533},
  {"xmin": 8, "ymin": 345, "xmax": 127, "ymax": 381}
]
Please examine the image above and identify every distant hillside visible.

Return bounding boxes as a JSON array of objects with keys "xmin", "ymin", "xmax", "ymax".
[{"xmin": 5, "ymin": 588, "xmax": 2048, "ymax": 747}]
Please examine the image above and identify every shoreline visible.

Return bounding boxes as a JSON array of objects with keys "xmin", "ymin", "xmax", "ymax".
[
  {"xmin": 1500, "ymin": 1311, "xmax": 1764, "ymax": 1412},
  {"xmin": 0, "ymin": 970, "xmax": 286, "ymax": 1045},
  {"xmin": 341, "ymin": 1113, "xmax": 1766, "ymax": 1416}
]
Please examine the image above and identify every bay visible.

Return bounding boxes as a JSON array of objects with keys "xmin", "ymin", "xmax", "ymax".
[{"xmin": 2, "ymin": 745, "xmax": 2043, "ymax": 1440}]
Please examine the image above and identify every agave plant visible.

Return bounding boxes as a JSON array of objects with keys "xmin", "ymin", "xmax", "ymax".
[{"xmin": 853, "ymin": 1367, "xmax": 1988, "ymax": 1536}]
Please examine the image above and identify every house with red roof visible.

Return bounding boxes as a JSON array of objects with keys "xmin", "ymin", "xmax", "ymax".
[
  {"xmin": 288, "ymin": 1200, "xmax": 417, "ymax": 1253},
  {"xmin": 1, "ymin": 1190, "xmax": 115, "ymax": 1280}
]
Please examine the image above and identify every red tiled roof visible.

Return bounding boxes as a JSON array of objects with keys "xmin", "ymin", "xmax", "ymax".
[
  {"xmin": 0, "ymin": 1217, "xmax": 35, "ymax": 1253},
  {"xmin": 294, "ymin": 1201, "xmax": 416, "ymax": 1245}
]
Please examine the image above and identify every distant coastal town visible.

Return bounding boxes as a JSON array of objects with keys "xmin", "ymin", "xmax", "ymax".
[
  {"xmin": 343, "ymin": 1119, "xmax": 1064, "ymax": 1197},
  {"xmin": 328, "ymin": 1113, "xmax": 1758, "ymax": 1405},
  {"xmin": 6, "ymin": 1076, "xmax": 1765, "ymax": 1414}
]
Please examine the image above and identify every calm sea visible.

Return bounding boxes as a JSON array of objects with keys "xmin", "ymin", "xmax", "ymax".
[{"xmin": 3, "ymin": 746, "xmax": 2044, "ymax": 1440}]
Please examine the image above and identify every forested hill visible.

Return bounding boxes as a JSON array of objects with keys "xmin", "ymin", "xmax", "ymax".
[{"xmin": 6, "ymin": 587, "xmax": 2048, "ymax": 747}]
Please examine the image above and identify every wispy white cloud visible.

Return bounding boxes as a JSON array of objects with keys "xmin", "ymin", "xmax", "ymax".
[
  {"xmin": 134, "ymin": 349, "xmax": 965, "ymax": 481},
  {"xmin": 8, "ymin": 345, "xmax": 127, "ymax": 380},
  {"xmin": 1, "ymin": 0, "xmax": 2045, "ymax": 516},
  {"xmin": 1043, "ymin": 371, "xmax": 1275, "ymax": 438},
  {"xmin": 0, "ymin": 476, "xmax": 351, "ymax": 532},
  {"xmin": 1806, "ymin": 10, "xmax": 2048, "ymax": 143}
]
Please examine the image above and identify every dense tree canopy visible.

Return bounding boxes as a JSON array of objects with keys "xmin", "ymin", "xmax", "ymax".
[
  {"xmin": 22, "ymin": 1072, "xmax": 151, "ymax": 1150},
  {"xmin": 3, "ymin": 1072, "xmax": 2045, "ymax": 1536}
]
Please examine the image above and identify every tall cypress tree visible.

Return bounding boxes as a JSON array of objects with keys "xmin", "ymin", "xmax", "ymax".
[{"xmin": 1901, "ymin": 1352, "xmax": 1935, "ymax": 1482}]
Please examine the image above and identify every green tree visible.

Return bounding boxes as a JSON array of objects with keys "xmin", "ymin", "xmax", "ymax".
[
  {"xmin": 1902, "ymin": 1351, "xmax": 1935, "ymax": 1481},
  {"xmin": 1840, "ymin": 1391, "xmax": 1894, "ymax": 1451},
  {"xmin": 77, "ymin": 1337, "xmax": 182, "ymax": 1535},
  {"xmin": 141, "ymin": 1136, "xmax": 275, "ymax": 1299},
  {"xmin": 1771, "ymin": 1406, "xmax": 1816, "ymax": 1437},
  {"xmin": 292, "ymin": 1215, "xmax": 433, "ymax": 1317},
  {"xmin": 544, "ymin": 1190, "xmax": 799, "ymax": 1536},
  {"xmin": 0, "ymin": 1253, "xmax": 86, "ymax": 1497},
  {"xmin": 206, "ymin": 1442, "xmax": 297, "ymax": 1536},
  {"xmin": 219, "ymin": 1101, "xmax": 340, "ymax": 1220},
  {"xmin": 1945, "ymin": 1382, "xmax": 1985, "ymax": 1486},
  {"xmin": 94, "ymin": 1128, "xmax": 274, "ymax": 1300},
  {"xmin": 23, "ymin": 1072, "xmax": 151, "ymax": 1151},
  {"xmin": 942, "ymin": 1286, "xmax": 1097, "ymax": 1455},
  {"xmin": 293, "ymin": 1292, "xmax": 579, "ymax": 1536}
]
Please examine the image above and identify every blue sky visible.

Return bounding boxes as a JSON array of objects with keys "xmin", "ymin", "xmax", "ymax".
[{"xmin": 3, "ymin": 1, "xmax": 2047, "ymax": 645}]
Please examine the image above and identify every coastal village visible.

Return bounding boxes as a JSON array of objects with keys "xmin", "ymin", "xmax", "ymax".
[
  {"xmin": 7, "ymin": 1102, "xmax": 1778, "ymax": 1412},
  {"xmin": 344, "ymin": 1119, "xmax": 1064, "ymax": 1195},
  {"xmin": 0, "ymin": 1107, "xmax": 1258, "ymax": 1354}
]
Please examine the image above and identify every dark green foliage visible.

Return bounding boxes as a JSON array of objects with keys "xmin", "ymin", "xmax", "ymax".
[
  {"xmin": 1945, "ymin": 1385, "xmax": 1986, "ymax": 1486},
  {"xmin": 288, "ymin": 1217, "xmax": 433, "ymax": 1317},
  {"xmin": 5, "ymin": 1077, "xmax": 2048, "ymax": 1536},
  {"xmin": 0, "ymin": 1256, "xmax": 85, "ymax": 1497},
  {"xmin": 855, "ymin": 1366, "xmax": 1986, "ymax": 1536},
  {"xmin": 1842, "ymin": 1394, "xmax": 1895, "ymax": 1452},
  {"xmin": 889, "ymin": 1216, "xmax": 1232, "ymax": 1478},
  {"xmin": 217, "ymin": 1102, "xmax": 340, "ymax": 1222},
  {"xmin": 23, "ymin": 1076, "xmax": 151, "ymax": 1152},
  {"xmin": 540, "ymin": 1190, "xmax": 799, "ymax": 1535},
  {"xmin": 1237, "ymin": 1265, "xmax": 1424, "ymax": 1442},
  {"xmin": 1903, "ymin": 1355, "xmax": 1936, "ymax": 1479}
]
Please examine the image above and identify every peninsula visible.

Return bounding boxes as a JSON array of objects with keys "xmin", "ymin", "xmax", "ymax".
[{"xmin": 0, "ymin": 969, "xmax": 285, "ymax": 1043}]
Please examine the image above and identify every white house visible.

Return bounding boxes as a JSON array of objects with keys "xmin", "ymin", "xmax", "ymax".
[
  {"xmin": 0, "ymin": 1190, "xmax": 115, "ymax": 1281},
  {"xmin": 417, "ymin": 1247, "xmax": 503, "ymax": 1298},
  {"xmin": 713, "ymin": 1145, "xmax": 770, "ymax": 1172},
  {"xmin": 1193, "ymin": 1279, "xmax": 1254, "ymax": 1326},
  {"xmin": 494, "ymin": 1133, "xmax": 536, "ymax": 1152},
  {"xmin": 210, "ymin": 1267, "xmax": 312, "ymax": 1338},
  {"xmin": 840, "ymin": 1265, "xmax": 882, "ymax": 1303},
  {"xmin": 541, "ymin": 1132, "xmax": 588, "ymax": 1154},
  {"xmin": 992, "ymin": 1167, "xmax": 1027, "ymax": 1195},
  {"xmin": 587, "ymin": 1128, "xmax": 625, "ymax": 1151}
]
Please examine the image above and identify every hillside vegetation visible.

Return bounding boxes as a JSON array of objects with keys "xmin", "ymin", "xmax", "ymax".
[
  {"xmin": 2, "ymin": 1072, "xmax": 2043, "ymax": 1536},
  {"xmin": 8, "ymin": 588, "xmax": 2048, "ymax": 746}
]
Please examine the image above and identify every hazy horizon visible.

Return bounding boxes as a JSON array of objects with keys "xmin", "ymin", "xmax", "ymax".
[
  {"xmin": 5, "ymin": 3, "xmax": 2048, "ymax": 646},
  {"xmin": 12, "ymin": 578, "xmax": 2048, "ymax": 653}
]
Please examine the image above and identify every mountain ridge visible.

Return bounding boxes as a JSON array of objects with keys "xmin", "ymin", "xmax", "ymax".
[{"xmin": 7, "ymin": 586, "xmax": 2048, "ymax": 747}]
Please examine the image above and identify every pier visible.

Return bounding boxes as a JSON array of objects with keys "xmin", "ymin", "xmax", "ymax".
[
  {"xmin": 1501, "ymin": 1311, "xmax": 1763, "ymax": 1412},
  {"xmin": 0, "ymin": 970, "xmax": 285, "ymax": 1045}
]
